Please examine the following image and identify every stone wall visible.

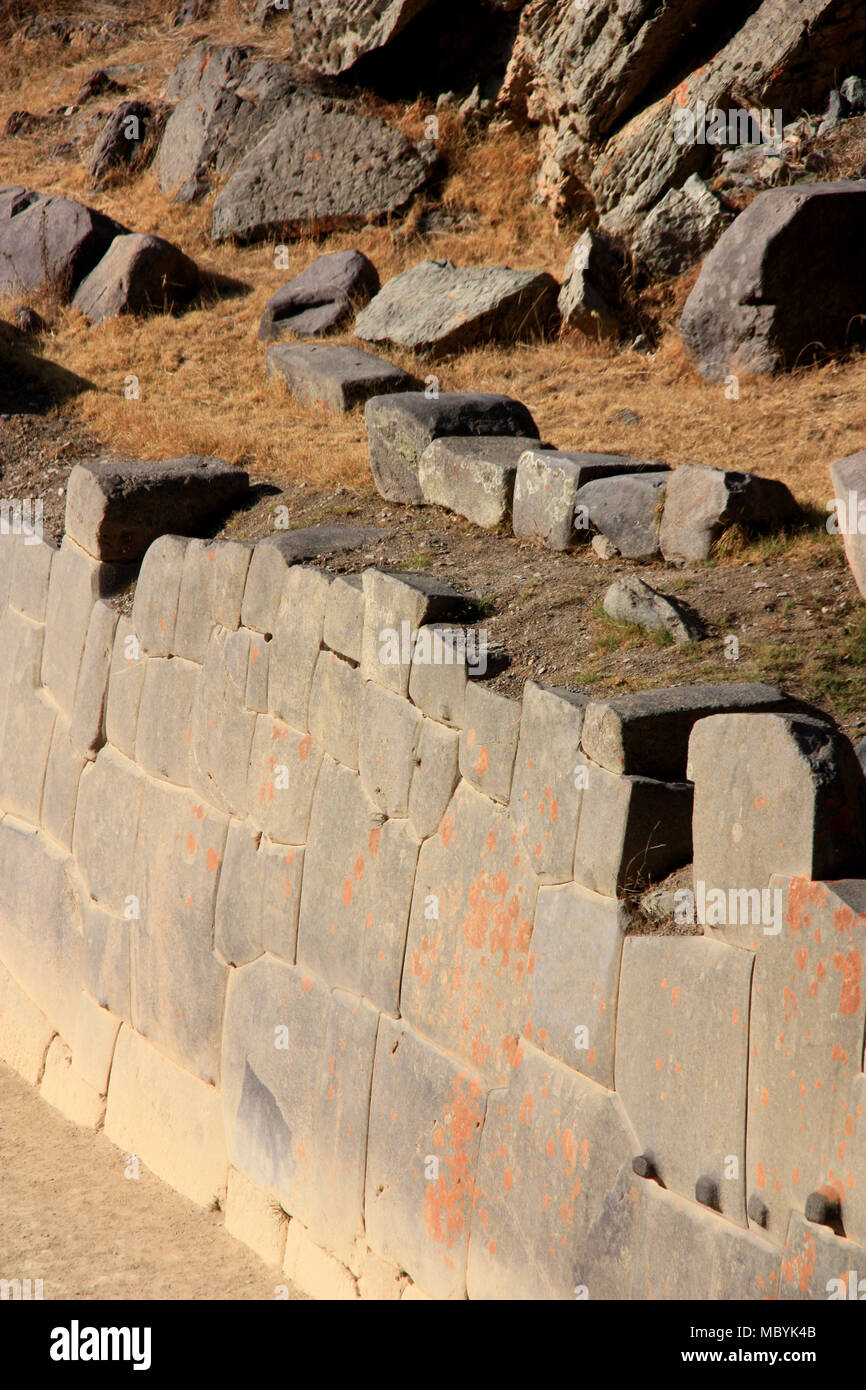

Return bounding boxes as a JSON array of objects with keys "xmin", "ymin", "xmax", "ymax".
[{"xmin": 1, "ymin": 499, "xmax": 866, "ymax": 1300}]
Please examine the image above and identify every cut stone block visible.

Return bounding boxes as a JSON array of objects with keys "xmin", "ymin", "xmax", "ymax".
[
  {"xmin": 365, "ymin": 1018, "xmax": 486, "ymax": 1300},
  {"xmin": 245, "ymin": 630, "xmax": 270, "ymax": 712},
  {"xmin": 526, "ymin": 883, "xmax": 628, "ymax": 1087},
  {"xmin": 266, "ymin": 342, "xmax": 412, "ymax": 413},
  {"xmin": 174, "ymin": 537, "xmax": 253, "ymax": 662},
  {"xmin": 105, "ymin": 1023, "xmax": 227, "ymax": 1208},
  {"xmin": 268, "ymin": 565, "xmax": 331, "ymax": 729},
  {"xmin": 418, "ymin": 435, "xmax": 550, "ymax": 528},
  {"xmin": 258, "ymin": 248, "xmax": 379, "ymax": 342},
  {"xmin": 130, "ymin": 777, "xmax": 229, "ymax": 1084},
  {"xmin": 365, "ymin": 391, "xmax": 539, "ymax": 505},
  {"xmin": 0, "ymin": 613, "xmax": 56, "ymax": 824},
  {"xmin": 616, "ymin": 935, "xmax": 754, "ymax": 1227},
  {"xmin": 572, "ymin": 764, "xmax": 693, "ymax": 896},
  {"xmin": 104, "ymin": 616, "xmax": 146, "ymax": 759},
  {"xmin": 40, "ymin": 1036, "xmax": 105, "ymax": 1129},
  {"xmin": 9, "ymin": 534, "xmax": 55, "ymax": 619},
  {"xmin": 225, "ymin": 1167, "xmax": 288, "ymax": 1269},
  {"xmin": 408, "ymin": 718, "xmax": 460, "ymax": 841},
  {"xmin": 360, "ymin": 568, "xmax": 465, "ymax": 697},
  {"xmin": 360, "ymin": 817, "xmax": 421, "ymax": 1015},
  {"xmin": 246, "ymin": 713, "xmax": 323, "ymax": 844},
  {"xmin": 69, "ymin": 599, "xmax": 118, "ymax": 760},
  {"xmin": 402, "ymin": 779, "xmax": 537, "ymax": 1085},
  {"xmin": 746, "ymin": 877, "xmax": 866, "ymax": 1247},
  {"xmin": 780, "ymin": 1210, "xmax": 866, "ymax": 1301},
  {"xmin": 241, "ymin": 539, "xmax": 291, "ymax": 635},
  {"xmin": 134, "ymin": 655, "xmax": 198, "ymax": 785},
  {"xmin": 509, "ymin": 681, "xmax": 590, "ymax": 883},
  {"xmin": 72, "ymin": 991, "xmax": 122, "ymax": 1094},
  {"xmin": 283, "ymin": 1219, "xmax": 358, "ymax": 1301},
  {"xmin": 407, "ymin": 624, "xmax": 468, "ymax": 728},
  {"xmin": 189, "ymin": 626, "xmax": 256, "ymax": 815},
  {"xmin": 0, "ymin": 531, "xmax": 14, "ymax": 614},
  {"xmin": 354, "ymin": 1245, "xmax": 409, "ymax": 1301},
  {"xmin": 64, "ymin": 456, "xmax": 249, "ymax": 563},
  {"xmin": 513, "ymin": 450, "xmax": 665, "ymax": 550},
  {"xmin": 0, "ymin": 957, "xmax": 54, "ymax": 1085},
  {"xmin": 689, "ymin": 714, "xmax": 866, "ymax": 931},
  {"xmin": 459, "ymin": 683, "xmax": 521, "ymax": 803},
  {"xmin": 258, "ymin": 838, "xmax": 304, "ymax": 963},
  {"xmin": 41, "ymin": 537, "xmax": 101, "ymax": 712},
  {"xmin": 581, "ymin": 682, "xmax": 793, "ymax": 781},
  {"xmin": 309, "ymin": 649, "xmax": 361, "ymax": 769},
  {"xmin": 575, "ymin": 471, "xmax": 669, "ymax": 559},
  {"xmin": 358, "ymin": 682, "xmax": 422, "ymax": 817},
  {"xmin": 323, "ymin": 573, "xmax": 364, "ymax": 663},
  {"xmin": 244, "ymin": 535, "xmax": 381, "ymax": 637},
  {"xmin": 131, "ymin": 534, "xmax": 191, "ymax": 657},
  {"xmin": 466, "ymin": 1044, "xmax": 635, "ymax": 1300},
  {"xmin": 214, "ymin": 818, "xmax": 267, "ymax": 968},
  {"xmin": 659, "ymin": 464, "xmax": 800, "ymax": 562},
  {"xmin": 83, "ymin": 899, "xmax": 131, "ymax": 1022},
  {"xmin": 41, "ymin": 717, "xmax": 86, "ymax": 851},
  {"xmin": 0, "ymin": 817, "xmax": 84, "ymax": 1043}
]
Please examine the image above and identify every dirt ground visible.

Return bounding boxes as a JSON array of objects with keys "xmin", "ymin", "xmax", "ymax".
[{"xmin": 0, "ymin": 1060, "xmax": 303, "ymax": 1300}]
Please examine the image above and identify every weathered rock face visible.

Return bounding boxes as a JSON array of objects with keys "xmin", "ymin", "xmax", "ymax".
[
  {"xmin": 158, "ymin": 44, "xmax": 255, "ymax": 196},
  {"xmin": 258, "ymin": 250, "xmax": 380, "ymax": 342},
  {"xmin": 630, "ymin": 174, "xmax": 729, "ymax": 279},
  {"xmin": 211, "ymin": 95, "xmax": 432, "ymax": 243},
  {"xmin": 287, "ymin": 0, "xmax": 436, "ymax": 73},
  {"xmin": 679, "ymin": 183, "xmax": 866, "ymax": 380},
  {"xmin": 575, "ymin": 470, "xmax": 669, "ymax": 558},
  {"xmin": 72, "ymin": 233, "xmax": 200, "ymax": 324},
  {"xmin": 0, "ymin": 187, "xmax": 126, "ymax": 300},
  {"xmin": 355, "ymin": 259, "xmax": 559, "ymax": 354},
  {"xmin": 557, "ymin": 229, "xmax": 624, "ymax": 338},
  {"xmin": 87, "ymin": 100, "xmax": 170, "ymax": 186}
]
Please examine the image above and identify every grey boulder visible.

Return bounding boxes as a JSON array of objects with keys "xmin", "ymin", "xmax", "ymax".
[
  {"xmin": 659, "ymin": 464, "xmax": 800, "ymax": 562},
  {"xmin": 630, "ymin": 174, "xmax": 730, "ymax": 279},
  {"xmin": 603, "ymin": 575, "xmax": 703, "ymax": 644},
  {"xmin": 265, "ymin": 342, "xmax": 412, "ymax": 413},
  {"xmin": 557, "ymin": 229, "xmax": 624, "ymax": 338},
  {"xmin": 258, "ymin": 249, "xmax": 380, "ymax": 341},
  {"xmin": 575, "ymin": 470, "xmax": 669, "ymax": 558},
  {"xmin": 72, "ymin": 233, "xmax": 200, "ymax": 324},
  {"xmin": 0, "ymin": 186, "xmax": 126, "ymax": 299},
  {"xmin": 355, "ymin": 259, "xmax": 560, "ymax": 355},
  {"xmin": 87, "ymin": 100, "xmax": 170, "ymax": 185}
]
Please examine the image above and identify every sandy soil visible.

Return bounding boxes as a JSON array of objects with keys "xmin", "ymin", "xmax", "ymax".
[{"xmin": 0, "ymin": 1061, "xmax": 303, "ymax": 1300}]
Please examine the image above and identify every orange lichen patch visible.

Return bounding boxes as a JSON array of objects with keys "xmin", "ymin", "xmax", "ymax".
[
  {"xmin": 756, "ymin": 1161, "xmax": 766, "ymax": 1190},
  {"xmin": 206, "ymin": 846, "xmax": 221, "ymax": 872},
  {"xmin": 550, "ymin": 799, "xmax": 558, "ymax": 824},
  {"xmin": 298, "ymin": 734, "xmax": 313, "ymax": 760},
  {"xmin": 671, "ymin": 986, "xmax": 680, "ymax": 1006},
  {"xmin": 475, "ymin": 747, "xmax": 489, "ymax": 777},
  {"xmin": 441, "ymin": 816, "xmax": 454, "ymax": 846},
  {"xmin": 835, "ymin": 948, "xmax": 862, "ymax": 1016},
  {"xmin": 301, "ymin": 975, "xmax": 315, "ymax": 993},
  {"xmin": 485, "ymin": 830, "xmax": 497, "ymax": 853},
  {"xmin": 761, "ymin": 1087, "xmax": 770, "ymax": 1107},
  {"xmin": 353, "ymin": 852, "xmax": 365, "ymax": 882},
  {"xmin": 518, "ymin": 1092, "xmax": 534, "ymax": 1125},
  {"xmin": 192, "ymin": 804, "xmax": 205, "ymax": 820},
  {"xmin": 369, "ymin": 826, "xmax": 381, "ymax": 858}
]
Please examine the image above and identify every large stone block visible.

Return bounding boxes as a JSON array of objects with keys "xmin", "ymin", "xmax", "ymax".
[
  {"xmin": 360, "ymin": 567, "xmax": 465, "ymax": 696},
  {"xmin": 246, "ymin": 713, "xmax": 323, "ymax": 843},
  {"xmin": 509, "ymin": 681, "xmax": 589, "ymax": 883},
  {"xmin": 40, "ymin": 537, "xmax": 101, "ymax": 713},
  {"xmin": 268, "ymin": 565, "xmax": 331, "ymax": 729},
  {"xmin": 309, "ymin": 649, "xmax": 361, "ymax": 769},
  {"xmin": 134, "ymin": 655, "xmax": 198, "ymax": 785},
  {"xmin": 616, "ymin": 935, "xmax": 754, "ymax": 1226},
  {"xmin": 407, "ymin": 624, "xmax": 469, "ymax": 728},
  {"xmin": 9, "ymin": 534, "xmax": 55, "ymax": 620},
  {"xmin": 574, "ymin": 471, "xmax": 669, "ymax": 559},
  {"xmin": 466, "ymin": 1045, "xmax": 635, "ymax": 1300},
  {"xmin": 245, "ymin": 629, "xmax": 270, "ymax": 713},
  {"xmin": 408, "ymin": 718, "xmax": 459, "ymax": 840},
  {"xmin": 780, "ymin": 1210, "xmax": 866, "ymax": 1301},
  {"xmin": 64, "ymin": 456, "xmax": 249, "ymax": 563},
  {"xmin": 0, "ymin": 957, "xmax": 54, "ymax": 1086},
  {"xmin": 41, "ymin": 716, "xmax": 87, "ymax": 851},
  {"xmin": 83, "ymin": 898, "xmax": 131, "ymax": 1022},
  {"xmin": 659, "ymin": 464, "xmax": 800, "ymax": 562},
  {"xmin": 323, "ymin": 572, "xmax": 364, "ymax": 663},
  {"xmin": 104, "ymin": 616, "xmax": 146, "ymax": 759},
  {"xmin": 72, "ymin": 991, "xmax": 122, "ymax": 1095},
  {"xmin": 572, "ymin": 763, "xmax": 693, "ymax": 896},
  {"xmin": 131, "ymin": 534, "xmax": 191, "ymax": 657},
  {"xmin": 241, "ymin": 539, "xmax": 292, "ymax": 635},
  {"xmin": 361, "ymin": 817, "xmax": 421, "ymax": 1015},
  {"xmin": 365, "ymin": 391, "xmax": 539, "ymax": 505},
  {"xmin": 358, "ymin": 682, "xmax": 422, "ymax": 817},
  {"xmin": 0, "ymin": 612, "xmax": 56, "ymax": 824},
  {"xmin": 581, "ymin": 682, "xmax": 793, "ymax": 780},
  {"xmin": 526, "ymin": 883, "xmax": 627, "ymax": 1087},
  {"xmin": 690, "ymin": 714, "xmax": 866, "ymax": 928},
  {"xmin": 189, "ymin": 626, "xmax": 256, "ymax": 815},
  {"xmin": 214, "ymin": 818, "xmax": 268, "ymax": 968},
  {"xmin": 365, "ymin": 1018, "xmax": 486, "ymax": 1300},
  {"xmin": 418, "ymin": 435, "xmax": 549, "ymax": 528},
  {"xmin": 459, "ymin": 683, "xmax": 521, "ymax": 804},
  {"xmin": 105, "ymin": 1024, "xmax": 227, "ymax": 1208},
  {"xmin": 513, "ymin": 450, "xmax": 663, "ymax": 550},
  {"xmin": 69, "ymin": 599, "xmax": 118, "ymax": 760},
  {"xmin": 402, "ymin": 779, "xmax": 537, "ymax": 1085},
  {"xmin": 40, "ymin": 1035, "xmax": 105, "ymax": 1130},
  {"xmin": 266, "ymin": 341, "xmax": 411, "ymax": 413},
  {"xmin": 173, "ymin": 537, "xmax": 253, "ymax": 662},
  {"xmin": 225, "ymin": 1167, "xmax": 288, "ymax": 1269},
  {"xmin": 258, "ymin": 838, "xmax": 305, "ymax": 964},
  {"xmin": 73, "ymin": 747, "xmax": 144, "ymax": 915},
  {"xmin": 130, "ymin": 777, "xmax": 229, "ymax": 1084}
]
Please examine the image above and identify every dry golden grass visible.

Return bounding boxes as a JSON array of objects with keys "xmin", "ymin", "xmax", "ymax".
[{"xmin": 1, "ymin": 2, "xmax": 866, "ymax": 513}]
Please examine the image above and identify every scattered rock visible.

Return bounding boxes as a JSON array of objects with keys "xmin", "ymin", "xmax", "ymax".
[
  {"xmin": 0, "ymin": 187, "xmax": 127, "ymax": 300},
  {"xmin": 557, "ymin": 230, "xmax": 624, "ymax": 339},
  {"xmin": 11, "ymin": 305, "xmax": 47, "ymax": 337},
  {"xmin": 65, "ymin": 457, "xmax": 250, "ymax": 563},
  {"xmin": 365, "ymin": 391, "xmax": 539, "ymax": 505},
  {"xmin": 157, "ymin": 45, "xmax": 265, "ymax": 196},
  {"xmin": 355, "ymin": 259, "xmax": 559, "ymax": 355},
  {"xmin": 841, "ymin": 75, "xmax": 866, "ymax": 113},
  {"xmin": 87, "ymin": 99, "xmax": 170, "ymax": 184},
  {"xmin": 173, "ymin": 0, "xmax": 211, "ymax": 23},
  {"xmin": 418, "ymin": 436, "xmax": 552, "ymax": 529},
  {"xmin": 72, "ymin": 233, "xmax": 200, "ymax": 324},
  {"xmin": 630, "ymin": 175, "xmax": 730, "ymax": 279},
  {"xmin": 603, "ymin": 575, "xmax": 703, "ymax": 644},
  {"xmin": 265, "ymin": 342, "xmax": 412, "ymax": 414},
  {"xmin": 76, "ymin": 69, "xmax": 125, "ymax": 104},
  {"xmin": 575, "ymin": 471, "xmax": 670, "ymax": 559},
  {"xmin": 658, "ymin": 465, "xmax": 800, "ymax": 562},
  {"xmin": 817, "ymin": 88, "xmax": 843, "ymax": 138},
  {"xmin": 679, "ymin": 183, "xmax": 866, "ymax": 380},
  {"xmin": 258, "ymin": 250, "xmax": 380, "ymax": 342},
  {"xmin": 591, "ymin": 533, "xmax": 619, "ymax": 560}
]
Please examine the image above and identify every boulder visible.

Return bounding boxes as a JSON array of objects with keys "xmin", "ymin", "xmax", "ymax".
[
  {"xmin": 829, "ymin": 451, "xmax": 866, "ymax": 599},
  {"xmin": 284, "ymin": 0, "xmax": 436, "ymax": 72},
  {"xmin": 211, "ymin": 95, "xmax": 431, "ymax": 243},
  {"xmin": 574, "ymin": 470, "xmax": 669, "ymax": 558},
  {"xmin": 513, "ymin": 450, "xmax": 667, "ymax": 551},
  {"xmin": 418, "ymin": 435, "xmax": 551, "ymax": 528},
  {"xmin": 64, "ymin": 457, "xmax": 249, "ymax": 563},
  {"xmin": 258, "ymin": 249, "xmax": 380, "ymax": 341},
  {"xmin": 679, "ymin": 183, "xmax": 866, "ymax": 380},
  {"xmin": 76, "ymin": 68, "xmax": 125, "ymax": 103},
  {"xmin": 602, "ymin": 575, "xmax": 703, "ymax": 643},
  {"xmin": 557, "ymin": 229, "xmax": 624, "ymax": 338},
  {"xmin": 72, "ymin": 233, "xmax": 200, "ymax": 324},
  {"xmin": 355, "ymin": 259, "xmax": 559, "ymax": 355},
  {"xmin": 265, "ymin": 342, "xmax": 412, "ymax": 413},
  {"xmin": 365, "ymin": 391, "xmax": 539, "ymax": 505},
  {"xmin": 86, "ymin": 100, "xmax": 170, "ymax": 185},
  {"xmin": 630, "ymin": 174, "xmax": 730, "ymax": 279},
  {"xmin": 0, "ymin": 187, "xmax": 126, "ymax": 299},
  {"xmin": 157, "ymin": 45, "xmax": 259, "ymax": 196},
  {"xmin": 658, "ymin": 464, "xmax": 800, "ymax": 561}
]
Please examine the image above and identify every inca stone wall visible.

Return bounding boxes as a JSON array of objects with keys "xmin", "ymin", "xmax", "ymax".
[{"xmin": 1, "ymin": 490, "xmax": 866, "ymax": 1301}]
